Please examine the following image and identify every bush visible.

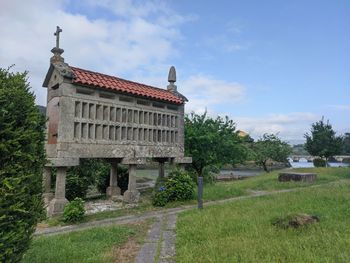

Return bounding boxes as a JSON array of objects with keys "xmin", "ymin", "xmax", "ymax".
[
  {"xmin": 313, "ymin": 158, "xmax": 326, "ymax": 167},
  {"xmin": 0, "ymin": 68, "xmax": 46, "ymax": 262},
  {"xmin": 66, "ymin": 159, "xmax": 110, "ymax": 200},
  {"xmin": 152, "ymin": 169, "xmax": 195, "ymax": 206},
  {"xmin": 96, "ymin": 164, "xmax": 129, "ymax": 194},
  {"xmin": 166, "ymin": 170, "xmax": 196, "ymax": 201},
  {"xmin": 152, "ymin": 186, "xmax": 169, "ymax": 206},
  {"xmin": 63, "ymin": 198, "xmax": 85, "ymax": 223}
]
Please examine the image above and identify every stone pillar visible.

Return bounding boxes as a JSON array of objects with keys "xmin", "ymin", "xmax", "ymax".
[
  {"xmin": 123, "ymin": 164, "xmax": 140, "ymax": 203},
  {"xmin": 43, "ymin": 167, "xmax": 54, "ymax": 206},
  {"xmin": 48, "ymin": 167, "xmax": 69, "ymax": 217},
  {"xmin": 106, "ymin": 161, "xmax": 121, "ymax": 197},
  {"xmin": 158, "ymin": 160, "xmax": 165, "ymax": 178}
]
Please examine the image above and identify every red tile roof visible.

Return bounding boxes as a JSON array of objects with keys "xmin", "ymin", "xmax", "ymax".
[{"xmin": 70, "ymin": 67, "xmax": 184, "ymax": 104}]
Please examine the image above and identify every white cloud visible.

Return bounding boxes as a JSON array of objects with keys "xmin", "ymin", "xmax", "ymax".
[
  {"xmin": 0, "ymin": 0, "xmax": 191, "ymax": 105},
  {"xmin": 233, "ymin": 112, "xmax": 320, "ymax": 142},
  {"xmin": 181, "ymin": 74, "xmax": 245, "ymax": 114}
]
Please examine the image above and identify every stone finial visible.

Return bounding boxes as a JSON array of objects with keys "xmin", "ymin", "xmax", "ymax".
[
  {"xmin": 50, "ymin": 26, "xmax": 65, "ymax": 64},
  {"xmin": 167, "ymin": 66, "xmax": 177, "ymax": 92},
  {"xmin": 168, "ymin": 66, "xmax": 176, "ymax": 83}
]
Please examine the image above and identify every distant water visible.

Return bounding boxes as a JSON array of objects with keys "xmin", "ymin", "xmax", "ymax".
[
  {"xmin": 289, "ymin": 161, "xmax": 350, "ymax": 168},
  {"xmin": 221, "ymin": 162, "xmax": 350, "ymax": 178}
]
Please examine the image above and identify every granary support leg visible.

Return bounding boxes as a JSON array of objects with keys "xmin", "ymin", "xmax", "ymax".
[
  {"xmin": 48, "ymin": 167, "xmax": 68, "ymax": 217},
  {"xmin": 106, "ymin": 161, "xmax": 121, "ymax": 198},
  {"xmin": 43, "ymin": 167, "xmax": 54, "ymax": 206},
  {"xmin": 123, "ymin": 164, "xmax": 140, "ymax": 203},
  {"xmin": 158, "ymin": 159, "xmax": 166, "ymax": 178}
]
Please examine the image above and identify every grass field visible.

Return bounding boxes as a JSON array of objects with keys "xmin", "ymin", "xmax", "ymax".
[
  {"xmin": 176, "ymin": 178, "xmax": 350, "ymax": 262},
  {"xmin": 23, "ymin": 222, "xmax": 149, "ymax": 263},
  {"xmin": 44, "ymin": 167, "xmax": 350, "ymax": 226},
  {"xmin": 202, "ymin": 167, "xmax": 350, "ymax": 201}
]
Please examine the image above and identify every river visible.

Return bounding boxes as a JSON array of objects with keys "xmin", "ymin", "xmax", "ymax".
[{"xmin": 289, "ymin": 160, "xmax": 350, "ymax": 168}]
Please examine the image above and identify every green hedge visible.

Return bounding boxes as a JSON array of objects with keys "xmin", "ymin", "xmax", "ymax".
[{"xmin": 0, "ymin": 68, "xmax": 46, "ymax": 262}]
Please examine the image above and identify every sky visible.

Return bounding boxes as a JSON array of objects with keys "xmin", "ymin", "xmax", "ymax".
[{"xmin": 1, "ymin": 0, "xmax": 349, "ymax": 144}]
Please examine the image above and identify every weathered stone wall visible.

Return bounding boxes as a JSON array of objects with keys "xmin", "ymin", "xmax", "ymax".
[{"xmin": 45, "ymin": 68, "xmax": 185, "ymax": 160}]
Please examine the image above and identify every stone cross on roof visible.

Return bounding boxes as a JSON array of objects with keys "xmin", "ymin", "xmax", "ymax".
[
  {"xmin": 50, "ymin": 26, "xmax": 64, "ymax": 63},
  {"xmin": 54, "ymin": 26, "xmax": 62, "ymax": 49}
]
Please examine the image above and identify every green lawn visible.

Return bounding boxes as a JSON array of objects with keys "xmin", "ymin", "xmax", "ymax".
[
  {"xmin": 202, "ymin": 167, "xmax": 350, "ymax": 201},
  {"xmin": 23, "ymin": 223, "xmax": 148, "ymax": 263},
  {"xmin": 45, "ymin": 167, "xmax": 350, "ymax": 226},
  {"xmin": 176, "ymin": 179, "xmax": 350, "ymax": 262}
]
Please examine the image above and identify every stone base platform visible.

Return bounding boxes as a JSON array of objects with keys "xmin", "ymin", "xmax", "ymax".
[{"xmin": 278, "ymin": 172, "xmax": 316, "ymax": 182}]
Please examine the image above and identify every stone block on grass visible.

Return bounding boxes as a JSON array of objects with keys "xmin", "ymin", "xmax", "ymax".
[{"xmin": 278, "ymin": 172, "xmax": 316, "ymax": 182}]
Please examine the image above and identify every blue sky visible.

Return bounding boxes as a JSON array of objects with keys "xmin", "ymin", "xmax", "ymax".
[{"xmin": 0, "ymin": 0, "xmax": 349, "ymax": 143}]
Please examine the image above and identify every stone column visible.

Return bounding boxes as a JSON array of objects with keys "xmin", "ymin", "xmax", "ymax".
[
  {"xmin": 123, "ymin": 164, "xmax": 140, "ymax": 203},
  {"xmin": 43, "ymin": 167, "xmax": 54, "ymax": 206},
  {"xmin": 48, "ymin": 167, "xmax": 69, "ymax": 217},
  {"xmin": 158, "ymin": 160, "xmax": 165, "ymax": 178},
  {"xmin": 106, "ymin": 161, "xmax": 121, "ymax": 197}
]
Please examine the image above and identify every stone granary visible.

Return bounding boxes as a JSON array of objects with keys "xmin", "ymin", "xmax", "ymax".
[{"xmin": 43, "ymin": 26, "xmax": 191, "ymax": 216}]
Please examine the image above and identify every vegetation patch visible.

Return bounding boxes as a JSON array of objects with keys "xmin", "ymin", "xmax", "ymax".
[
  {"xmin": 23, "ymin": 222, "xmax": 149, "ymax": 263},
  {"xmin": 0, "ymin": 67, "xmax": 46, "ymax": 261},
  {"xmin": 176, "ymin": 181, "xmax": 350, "ymax": 262},
  {"xmin": 153, "ymin": 169, "xmax": 195, "ymax": 206},
  {"xmin": 272, "ymin": 213, "xmax": 320, "ymax": 229},
  {"xmin": 63, "ymin": 197, "xmax": 85, "ymax": 223},
  {"xmin": 313, "ymin": 158, "xmax": 326, "ymax": 167}
]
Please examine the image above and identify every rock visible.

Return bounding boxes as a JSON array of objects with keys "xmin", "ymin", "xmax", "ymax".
[
  {"xmin": 273, "ymin": 213, "xmax": 320, "ymax": 229},
  {"xmin": 278, "ymin": 172, "xmax": 316, "ymax": 182}
]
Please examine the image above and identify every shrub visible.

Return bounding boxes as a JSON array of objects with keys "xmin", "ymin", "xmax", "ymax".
[
  {"xmin": 0, "ymin": 68, "xmax": 46, "ymax": 262},
  {"xmin": 152, "ymin": 169, "xmax": 195, "ymax": 206},
  {"xmin": 66, "ymin": 159, "xmax": 109, "ymax": 200},
  {"xmin": 313, "ymin": 158, "xmax": 326, "ymax": 167},
  {"xmin": 63, "ymin": 198, "xmax": 85, "ymax": 223},
  {"xmin": 152, "ymin": 186, "xmax": 169, "ymax": 206},
  {"xmin": 165, "ymin": 169, "xmax": 195, "ymax": 202}
]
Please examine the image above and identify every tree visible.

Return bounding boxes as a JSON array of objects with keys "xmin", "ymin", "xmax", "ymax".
[
  {"xmin": 304, "ymin": 118, "xmax": 343, "ymax": 162},
  {"xmin": 185, "ymin": 112, "xmax": 247, "ymax": 177},
  {"xmin": 342, "ymin": 133, "xmax": 350, "ymax": 155},
  {"xmin": 0, "ymin": 67, "xmax": 46, "ymax": 261},
  {"xmin": 291, "ymin": 144, "xmax": 309, "ymax": 155},
  {"xmin": 253, "ymin": 134, "xmax": 292, "ymax": 172}
]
